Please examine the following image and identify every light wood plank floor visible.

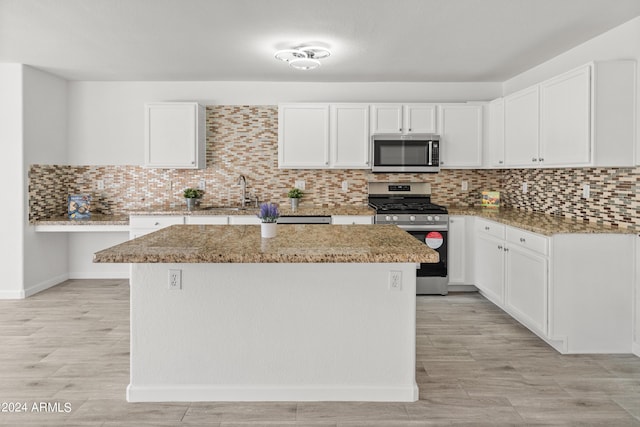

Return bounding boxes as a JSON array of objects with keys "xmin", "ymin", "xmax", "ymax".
[{"xmin": 1, "ymin": 279, "xmax": 639, "ymax": 426}]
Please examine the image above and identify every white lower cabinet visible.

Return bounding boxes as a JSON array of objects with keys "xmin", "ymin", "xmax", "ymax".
[
  {"xmin": 229, "ymin": 215, "xmax": 261, "ymax": 225},
  {"xmin": 504, "ymin": 241, "xmax": 548, "ymax": 336},
  {"xmin": 331, "ymin": 215, "xmax": 373, "ymax": 225},
  {"xmin": 185, "ymin": 216, "xmax": 229, "ymax": 225},
  {"xmin": 472, "ymin": 217, "xmax": 634, "ymax": 354}
]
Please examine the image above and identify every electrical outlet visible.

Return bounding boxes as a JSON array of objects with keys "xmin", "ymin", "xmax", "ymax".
[
  {"xmin": 96, "ymin": 180, "xmax": 105, "ymax": 190},
  {"xmin": 295, "ymin": 180, "xmax": 306, "ymax": 190},
  {"xmin": 198, "ymin": 180, "xmax": 206, "ymax": 191},
  {"xmin": 389, "ymin": 271, "xmax": 402, "ymax": 291},
  {"xmin": 168, "ymin": 269, "xmax": 182, "ymax": 290},
  {"xmin": 522, "ymin": 182, "xmax": 528, "ymax": 194},
  {"xmin": 583, "ymin": 184, "xmax": 590, "ymax": 199},
  {"xmin": 342, "ymin": 180, "xmax": 349, "ymax": 192},
  {"xmin": 461, "ymin": 181, "xmax": 468, "ymax": 191}
]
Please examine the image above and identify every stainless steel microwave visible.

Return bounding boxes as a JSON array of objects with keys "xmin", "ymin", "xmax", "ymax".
[{"xmin": 371, "ymin": 134, "xmax": 440, "ymax": 173}]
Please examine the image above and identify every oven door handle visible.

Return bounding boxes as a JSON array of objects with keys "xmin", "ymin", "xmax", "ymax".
[{"xmin": 396, "ymin": 225, "xmax": 448, "ymax": 232}]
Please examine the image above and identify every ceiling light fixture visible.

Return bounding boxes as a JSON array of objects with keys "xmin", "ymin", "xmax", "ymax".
[{"xmin": 274, "ymin": 45, "xmax": 331, "ymax": 70}]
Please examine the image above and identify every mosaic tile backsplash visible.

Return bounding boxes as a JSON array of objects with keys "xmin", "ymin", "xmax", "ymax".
[{"xmin": 29, "ymin": 105, "xmax": 640, "ymax": 230}]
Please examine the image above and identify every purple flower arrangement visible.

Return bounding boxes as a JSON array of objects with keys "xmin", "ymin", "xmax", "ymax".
[{"xmin": 257, "ymin": 202, "xmax": 279, "ymax": 223}]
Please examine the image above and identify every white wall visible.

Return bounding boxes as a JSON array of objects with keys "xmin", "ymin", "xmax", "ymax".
[
  {"xmin": 67, "ymin": 81, "xmax": 501, "ymax": 165},
  {"xmin": 22, "ymin": 66, "xmax": 70, "ymax": 296},
  {"xmin": 502, "ymin": 16, "xmax": 640, "ymax": 164},
  {"xmin": 0, "ymin": 64, "xmax": 25, "ymax": 298}
]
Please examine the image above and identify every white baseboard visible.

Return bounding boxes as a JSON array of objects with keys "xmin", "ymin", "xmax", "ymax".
[
  {"xmin": 633, "ymin": 342, "xmax": 640, "ymax": 357},
  {"xmin": 0, "ymin": 289, "xmax": 26, "ymax": 299},
  {"xmin": 24, "ymin": 273, "xmax": 69, "ymax": 298},
  {"xmin": 69, "ymin": 272, "xmax": 129, "ymax": 279},
  {"xmin": 127, "ymin": 382, "xmax": 419, "ymax": 403}
]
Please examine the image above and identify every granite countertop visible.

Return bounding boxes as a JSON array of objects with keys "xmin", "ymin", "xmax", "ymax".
[
  {"xmin": 128, "ymin": 204, "xmax": 376, "ymax": 217},
  {"xmin": 93, "ymin": 224, "xmax": 439, "ymax": 264},
  {"xmin": 448, "ymin": 206, "xmax": 636, "ymax": 236}
]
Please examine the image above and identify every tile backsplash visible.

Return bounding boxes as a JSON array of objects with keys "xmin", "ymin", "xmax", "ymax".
[{"xmin": 29, "ymin": 105, "xmax": 640, "ymax": 230}]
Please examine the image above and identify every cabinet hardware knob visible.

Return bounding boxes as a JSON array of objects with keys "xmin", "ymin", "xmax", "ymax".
[
  {"xmin": 539, "ymin": 158, "xmax": 544, "ymax": 162},
  {"xmin": 154, "ymin": 222, "xmax": 160, "ymax": 226},
  {"xmin": 408, "ymin": 128, "xmax": 412, "ymax": 132},
  {"xmin": 520, "ymin": 237, "xmax": 526, "ymax": 243},
  {"xmin": 498, "ymin": 160, "xmax": 503, "ymax": 164},
  {"xmin": 440, "ymin": 161, "xmax": 444, "ymax": 165},
  {"xmin": 532, "ymin": 158, "xmax": 538, "ymax": 162},
  {"xmin": 485, "ymin": 226, "xmax": 490, "ymax": 230},
  {"xmin": 504, "ymin": 247, "xmax": 509, "ymax": 252},
  {"xmin": 399, "ymin": 128, "xmax": 402, "ymax": 132},
  {"xmin": 498, "ymin": 245, "xmax": 503, "ymax": 250},
  {"xmin": 325, "ymin": 162, "xmax": 329, "ymax": 165}
]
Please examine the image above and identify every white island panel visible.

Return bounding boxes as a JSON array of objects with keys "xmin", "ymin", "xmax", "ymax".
[{"xmin": 128, "ymin": 262, "xmax": 418, "ymax": 402}]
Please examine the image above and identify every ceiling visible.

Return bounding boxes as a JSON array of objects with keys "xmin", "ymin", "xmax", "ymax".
[{"xmin": 1, "ymin": 0, "xmax": 640, "ymax": 82}]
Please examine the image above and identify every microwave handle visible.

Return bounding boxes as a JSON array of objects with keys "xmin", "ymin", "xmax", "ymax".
[{"xmin": 428, "ymin": 140, "xmax": 433, "ymax": 164}]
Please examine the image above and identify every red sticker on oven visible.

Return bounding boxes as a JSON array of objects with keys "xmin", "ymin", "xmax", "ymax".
[{"xmin": 425, "ymin": 232, "xmax": 443, "ymax": 249}]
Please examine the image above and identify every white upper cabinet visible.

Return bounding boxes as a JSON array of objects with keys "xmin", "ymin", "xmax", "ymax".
[
  {"xmin": 438, "ymin": 104, "xmax": 483, "ymax": 168},
  {"xmin": 485, "ymin": 98, "xmax": 505, "ymax": 167},
  {"xmin": 539, "ymin": 65, "xmax": 591, "ymax": 166},
  {"xmin": 144, "ymin": 102, "xmax": 205, "ymax": 169},
  {"xmin": 370, "ymin": 104, "xmax": 436, "ymax": 134},
  {"xmin": 504, "ymin": 86, "xmax": 540, "ymax": 167},
  {"xmin": 278, "ymin": 104, "xmax": 330, "ymax": 168},
  {"xmin": 330, "ymin": 104, "xmax": 370, "ymax": 169},
  {"xmin": 403, "ymin": 104, "xmax": 437, "ymax": 134},
  {"xmin": 502, "ymin": 60, "xmax": 636, "ymax": 169}
]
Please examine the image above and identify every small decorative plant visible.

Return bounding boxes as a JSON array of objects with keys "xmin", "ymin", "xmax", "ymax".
[
  {"xmin": 287, "ymin": 188, "xmax": 303, "ymax": 199},
  {"xmin": 183, "ymin": 188, "xmax": 204, "ymax": 199},
  {"xmin": 257, "ymin": 202, "xmax": 279, "ymax": 223}
]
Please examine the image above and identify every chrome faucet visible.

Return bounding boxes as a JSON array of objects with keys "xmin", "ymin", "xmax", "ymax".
[{"xmin": 238, "ymin": 175, "xmax": 248, "ymax": 208}]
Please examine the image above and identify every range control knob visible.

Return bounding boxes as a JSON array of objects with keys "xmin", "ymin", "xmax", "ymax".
[
  {"xmin": 427, "ymin": 216, "xmax": 433, "ymax": 221},
  {"xmin": 434, "ymin": 216, "xmax": 440, "ymax": 221},
  {"xmin": 392, "ymin": 215, "xmax": 399, "ymax": 221},
  {"xmin": 409, "ymin": 215, "xmax": 416, "ymax": 221},
  {"xmin": 385, "ymin": 215, "xmax": 391, "ymax": 222}
]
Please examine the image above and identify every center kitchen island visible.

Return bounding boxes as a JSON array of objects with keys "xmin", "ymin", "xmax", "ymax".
[{"xmin": 94, "ymin": 224, "xmax": 438, "ymax": 402}]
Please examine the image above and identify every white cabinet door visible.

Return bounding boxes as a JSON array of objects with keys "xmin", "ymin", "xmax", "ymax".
[
  {"xmin": 185, "ymin": 216, "xmax": 229, "ymax": 225},
  {"xmin": 438, "ymin": 104, "xmax": 483, "ymax": 168},
  {"xmin": 540, "ymin": 65, "xmax": 591, "ymax": 167},
  {"xmin": 278, "ymin": 104, "xmax": 330, "ymax": 168},
  {"xmin": 129, "ymin": 215, "xmax": 184, "ymax": 240},
  {"xmin": 448, "ymin": 216, "xmax": 466, "ymax": 284},
  {"xmin": 504, "ymin": 86, "xmax": 540, "ymax": 167},
  {"xmin": 229, "ymin": 215, "xmax": 261, "ymax": 225},
  {"xmin": 475, "ymin": 234, "xmax": 505, "ymax": 305},
  {"xmin": 330, "ymin": 104, "xmax": 370, "ymax": 168},
  {"xmin": 331, "ymin": 215, "xmax": 373, "ymax": 225},
  {"xmin": 370, "ymin": 104, "xmax": 403, "ymax": 134},
  {"xmin": 404, "ymin": 104, "xmax": 437, "ymax": 134},
  {"xmin": 145, "ymin": 103, "xmax": 205, "ymax": 169},
  {"xmin": 505, "ymin": 245, "xmax": 548, "ymax": 336},
  {"xmin": 487, "ymin": 98, "xmax": 505, "ymax": 167}
]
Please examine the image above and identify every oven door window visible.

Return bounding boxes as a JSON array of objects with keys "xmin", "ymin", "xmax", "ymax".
[
  {"xmin": 374, "ymin": 140, "xmax": 429, "ymax": 166},
  {"xmin": 406, "ymin": 230, "xmax": 447, "ymax": 277}
]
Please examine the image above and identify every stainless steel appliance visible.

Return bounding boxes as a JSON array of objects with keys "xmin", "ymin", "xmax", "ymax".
[
  {"xmin": 371, "ymin": 134, "xmax": 440, "ymax": 173},
  {"xmin": 277, "ymin": 216, "xmax": 331, "ymax": 224},
  {"xmin": 368, "ymin": 182, "xmax": 448, "ymax": 295}
]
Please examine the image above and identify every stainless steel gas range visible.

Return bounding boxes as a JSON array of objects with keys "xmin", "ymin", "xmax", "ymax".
[{"xmin": 368, "ymin": 182, "xmax": 449, "ymax": 295}]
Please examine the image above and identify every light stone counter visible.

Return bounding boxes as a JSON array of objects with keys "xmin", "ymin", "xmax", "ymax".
[
  {"xmin": 94, "ymin": 224, "xmax": 438, "ymax": 264},
  {"xmin": 448, "ymin": 206, "xmax": 637, "ymax": 236}
]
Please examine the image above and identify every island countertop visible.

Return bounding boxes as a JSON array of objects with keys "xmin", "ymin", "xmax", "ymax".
[{"xmin": 93, "ymin": 224, "xmax": 439, "ymax": 264}]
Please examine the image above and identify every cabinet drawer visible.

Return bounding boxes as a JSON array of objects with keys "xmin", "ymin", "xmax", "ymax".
[
  {"xmin": 475, "ymin": 218, "xmax": 505, "ymax": 239},
  {"xmin": 506, "ymin": 227, "xmax": 548, "ymax": 255},
  {"xmin": 331, "ymin": 215, "xmax": 374, "ymax": 225},
  {"xmin": 185, "ymin": 216, "xmax": 228, "ymax": 225},
  {"xmin": 129, "ymin": 215, "xmax": 184, "ymax": 229}
]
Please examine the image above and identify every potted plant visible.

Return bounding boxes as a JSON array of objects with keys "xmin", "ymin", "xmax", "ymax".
[
  {"xmin": 287, "ymin": 188, "xmax": 303, "ymax": 210},
  {"xmin": 257, "ymin": 202, "xmax": 279, "ymax": 238},
  {"xmin": 183, "ymin": 188, "xmax": 204, "ymax": 211}
]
